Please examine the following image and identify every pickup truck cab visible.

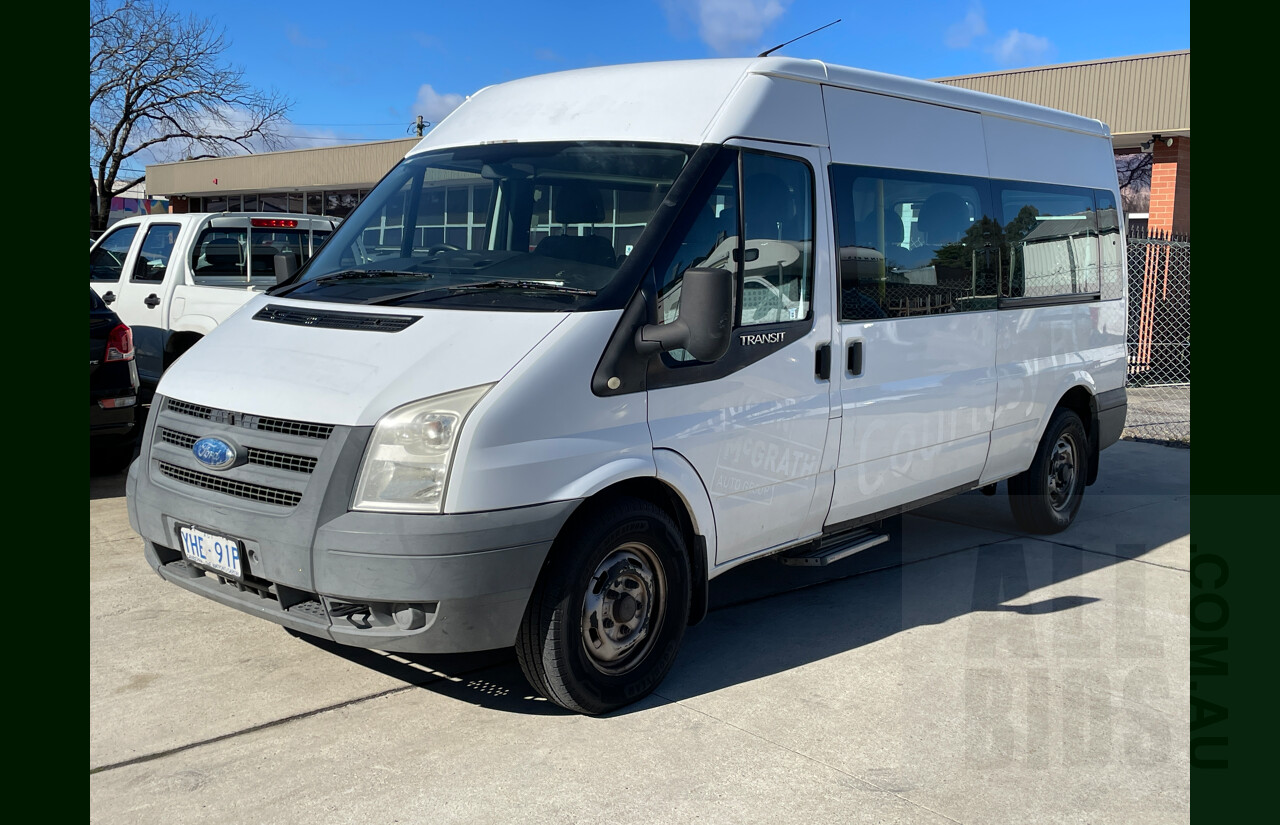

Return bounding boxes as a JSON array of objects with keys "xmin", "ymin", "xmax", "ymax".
[{"xmin": 89, "ymin": 212, "xmax": 338, "ymax": 388}]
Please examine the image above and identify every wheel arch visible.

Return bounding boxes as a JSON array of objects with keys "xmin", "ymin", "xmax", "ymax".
[
  {"xmin": 551, "ymin": 470, "xmax": 713, "ymax": 628},
  {"xmin": 1054, "ymin": 383, "xmax": 1101, "ymax": 486}
]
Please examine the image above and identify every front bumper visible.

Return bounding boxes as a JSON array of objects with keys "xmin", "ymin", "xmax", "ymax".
[{"xmin": 128, "ymin": 395, "xmax": 577, "ymax": 653}]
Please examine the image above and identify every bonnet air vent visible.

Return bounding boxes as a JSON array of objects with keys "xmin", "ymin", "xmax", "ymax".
[{"xmin": 253, "ymin": 304, "xmax": 420, "ymax": 333}]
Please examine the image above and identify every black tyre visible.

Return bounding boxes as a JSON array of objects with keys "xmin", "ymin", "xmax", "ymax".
[
  {"xmin": 516, "ymin": 497, "xmax": 691, "ymax": 715},
  {"xmin": 1008, "ymin": 407, "xmax": 1090, "ymax": 534}
]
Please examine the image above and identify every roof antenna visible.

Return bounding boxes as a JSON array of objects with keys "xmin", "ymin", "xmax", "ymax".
[{"xmin": 758, "ymin": 19, "xmax": 841, "ymax": 58}]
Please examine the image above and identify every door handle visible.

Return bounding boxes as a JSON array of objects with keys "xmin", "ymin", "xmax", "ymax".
[
  {"xmin": 847, "ymin": 341, "xmax": 864, "ymax": 376},
  {"xmin": 144, "ymin": 294, "xmax": 160, "ymax": 308},
  {"xmin": 102, "ymin": 291, "xmax": 116, "ymax": 305},
  {"xmin": 815, "ymin": 344, "xmax": 831, "ymax": 380}
]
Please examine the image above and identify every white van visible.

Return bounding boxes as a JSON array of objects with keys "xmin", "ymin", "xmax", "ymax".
[
  {"xmin": 127, "ymin": 58, "xmax": 1128, "ymax": 714},
  {"xmin": 90, "ymin": 212, "xmax": 338, "ymax": 388}
]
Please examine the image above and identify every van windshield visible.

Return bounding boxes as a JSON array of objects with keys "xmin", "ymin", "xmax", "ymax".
[{"xmin": 281, "ymin": 142, "xmax": 691, "ymax": 310}]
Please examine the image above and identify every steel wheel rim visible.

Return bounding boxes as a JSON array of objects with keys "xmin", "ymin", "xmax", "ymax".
[
  {"xmin": 1047, "ymin": 432, "xmax": 1079, "ymax": 512},
  {"xmin": 580, "ymin": 542, "xmax": 666, "ymax": 675}
]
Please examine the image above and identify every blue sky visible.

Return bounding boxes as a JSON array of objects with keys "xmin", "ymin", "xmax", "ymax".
[{"xmin": 157, "ymin": 0, "xmax": 1190, "ymax": 153}]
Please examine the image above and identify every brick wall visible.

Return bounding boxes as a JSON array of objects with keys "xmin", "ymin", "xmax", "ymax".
[{"xmin": 1149, "ymin": 137, "xmax": 1190, "ymax": 235}]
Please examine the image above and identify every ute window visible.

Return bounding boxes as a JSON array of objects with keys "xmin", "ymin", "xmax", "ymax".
[
  {"xmin": 286, "ymin": 142, "xmax": 692, "ymax": 311},
  {"xmin": 91, "ymin": 225, "xmax": 138, "ymax": 282},
  {"xmin": 133, "ymin": 224, "xmax": 180, "ymax": 283}
]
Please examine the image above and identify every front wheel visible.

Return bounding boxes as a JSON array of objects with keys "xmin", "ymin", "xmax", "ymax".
[
  {"xmin": 1008, "ymin": 407, "xmax": 1090, "ymax": 534},
  {"xmin": 516, "ymin": 497, "xmax": 690, "ymax": 714}
]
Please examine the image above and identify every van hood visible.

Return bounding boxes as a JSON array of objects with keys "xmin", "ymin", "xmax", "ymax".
[{"xmin": 156, "ymin": 294, "xmax": 570, "ymax": 426}]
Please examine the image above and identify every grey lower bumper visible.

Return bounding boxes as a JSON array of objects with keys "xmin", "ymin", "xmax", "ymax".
[
  {"xmin": 1096, "ymin": 387, "xmax": 1127, "ymax": 450},
  {"xmin": 131, "ymin": 456, "xmax": 578, "ymax": 654}
]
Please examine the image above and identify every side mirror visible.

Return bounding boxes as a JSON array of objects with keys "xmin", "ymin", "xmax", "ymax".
[
  {"xmin": 635, "ymin": 267, "xmax": 734, "ymax": 363},
  {"xmin": 273, "ymin": 253, "xmax": 298, "ymax": 285}
]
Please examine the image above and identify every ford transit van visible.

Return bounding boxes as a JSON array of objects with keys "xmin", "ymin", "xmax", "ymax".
[{"xmin": 127, "ymin": 58, "xmax": 1128, "ymax": 714}]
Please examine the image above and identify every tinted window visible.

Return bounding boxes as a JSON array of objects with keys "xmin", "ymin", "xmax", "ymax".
[
  {"xmin": 831, "ymin": 165, "xmax": 996, "ymax": 320},
  {"xmin": 90, "ymin": 225, "xmax": 138, "ymax": 282},
  {"xmin": 133, "ymin": 224, "xmax": 180, "ymax": 282},
  {"xmin": 1095, "ymin": 189, "xmax": 1123, "ymax": 300},
  {"xmin": 652, "ymin": 151, "xmax": 739, "ymax": 339},
  {"xmin": 191, "ymin": 228, "xmax": 246, "ymax": 282},
  {"xmin": 996, "ymin": 184, "xmax": 1099, "ymax": 299}
]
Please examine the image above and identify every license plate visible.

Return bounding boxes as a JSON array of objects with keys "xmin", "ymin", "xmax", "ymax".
[{"xmin": 179, "ymin": 526, "xmax": 243, "ymax": 579}]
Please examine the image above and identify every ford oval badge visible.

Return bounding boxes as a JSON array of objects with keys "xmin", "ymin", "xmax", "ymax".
[{"xmin": 193, "ymin": 437, "xmax": 237, "ymax": 470}]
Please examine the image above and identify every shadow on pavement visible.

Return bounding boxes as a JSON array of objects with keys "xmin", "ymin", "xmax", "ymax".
[{"xmin": 304, "ymin": 482, "xmax": 1186, "ymax": 716}]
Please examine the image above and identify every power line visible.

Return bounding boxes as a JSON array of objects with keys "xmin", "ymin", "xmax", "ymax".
[{"xmin": 286, "ymin": 121, "xmax": 407, "ymax": 126}]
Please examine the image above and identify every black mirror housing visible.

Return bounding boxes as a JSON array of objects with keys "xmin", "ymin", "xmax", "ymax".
[
  {"xmin": 635, "ymin": 266, "xmax": 734, "ymax": 362},
  {"xmin": 274, "ymin": 253, "xmax": 298, "ymax": 285}
]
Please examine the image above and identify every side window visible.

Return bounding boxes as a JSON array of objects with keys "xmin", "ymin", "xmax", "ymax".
[
  {"xmin": 739, "ymin": 153, "xmax": 813, "ymax": 326},
  {"xmin": 652, "ymin": 150, "xmax": 740, "ymax": 333},
  {"xmin": 190, "ymin": 228, "xmax": 247, "ymax": 284},
  {"xmin": 996, "ymin": 184, "xmax": 1099, "ymax": 299},
  {"xmin": 133, "ymin": 224, "xmax": 180, "ymax": 282},
  {"xmin": 249, "ymin": 229, "xmax": 306, "ymax": 278},
  {"xmin": 1095, "ymin": 189, "xmax": 1123, "ymax": 300},
  {"xmin": 90, "ymin": 226, "xmax": 138, "ymax": 282},
  {"xmin": 310, "ymin": 229, "xmax": 331, "ymax": 256},
  {"xmin": 831, "ymin": 165, "xmax": 995, "ymax": 320}
]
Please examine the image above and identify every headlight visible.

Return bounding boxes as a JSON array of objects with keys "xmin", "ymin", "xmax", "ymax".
[{"xmin": 352, "ymin": 384, "xmax": 493, "ymax": 513}]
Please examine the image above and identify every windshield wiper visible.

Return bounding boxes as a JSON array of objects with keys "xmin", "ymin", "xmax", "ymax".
[
  {"xmin": 364, "ymin": 279, "xmax": 596, "ymax": 306},
  {"xmin": 312, "ymin": 269, "xmax": 432, "ymax": 284}
]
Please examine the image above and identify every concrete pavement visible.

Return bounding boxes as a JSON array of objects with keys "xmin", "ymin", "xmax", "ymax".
[{"xmin": 90, "ymin": 440, "xmax": 1189, "ymax": 824}]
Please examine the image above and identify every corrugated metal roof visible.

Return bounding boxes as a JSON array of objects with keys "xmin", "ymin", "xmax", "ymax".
[
  {"xmin": 932, "ymin": 51, "xmax": 1189, "ymax": 145},
  {"xmin": 147, "ymin": 138, "xmax": 420, "ymax": 197}
]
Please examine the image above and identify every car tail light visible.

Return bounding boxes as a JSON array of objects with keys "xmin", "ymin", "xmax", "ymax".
[
  {"xmin": 105, "ymin": 323, "xmax": 134, "ymax": 362},
  {"xmin": 251, "ymin": 218, "xmax": 299, "ymax": 228}
]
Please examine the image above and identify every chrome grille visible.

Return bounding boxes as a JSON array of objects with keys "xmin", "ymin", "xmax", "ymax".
[
  {"xmin": 157, "ymin": 461, "xmax": 302, "ymax": 507},
  {"xmin": 160, "ymin": 428, "xmax": 197, "ymax": 449},
  {"xmin": 255, "ymin": 417, "xmax": 333, "ymax": 440},
  {"xmin": 246, "ymin": 447, "xmax": 317, "ymax": 474},
  {"xmin": 159, "ymin": 427, "xmax": 317, "ymax": 474},
  {"xmin": 164, "ymin": 398, "xmax": 333, "ymax": 440},
  {"xmin": 166, "ymin": 398, "xmax": 214, "ymax": 421}
]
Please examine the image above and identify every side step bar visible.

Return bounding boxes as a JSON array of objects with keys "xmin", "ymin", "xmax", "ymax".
[{"xmin": 777, "ymin": 527, "xmax": 891, "ymax": 567}]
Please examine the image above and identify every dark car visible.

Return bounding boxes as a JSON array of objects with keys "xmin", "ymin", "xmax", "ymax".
[{"xmin": 90, "ymin": 289, "xmax": 140, "ymax": 472}]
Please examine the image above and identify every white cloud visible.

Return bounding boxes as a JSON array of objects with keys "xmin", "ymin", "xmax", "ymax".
[
  {"xmin": 945, "ymin": 4, "xmax": 988, "ymax": 49},
  {"xmin": 663, "ymin": 0, "xmax": 792, "ymax": 55},
  {"xmin": 411, "ymin": 84, "xmax": 466, "ymax": 127},
  {"xmin": 988, "ymin": 29, "xmax": 1054, "ymax": 66}
]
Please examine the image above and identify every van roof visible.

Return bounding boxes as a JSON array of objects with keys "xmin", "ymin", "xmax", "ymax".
[{"xmin": 411, "ymin": 57, "xmax": 1109, "ymax": 155}]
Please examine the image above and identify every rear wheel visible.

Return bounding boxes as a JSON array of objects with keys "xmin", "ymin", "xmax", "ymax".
[
  {"xmin": 516, "ymin": 497, "xmax": 690, "ymax": 714},
  {"xmin": 1008, "ymin": 407, "xmax": 1090, "ymax": 534}
]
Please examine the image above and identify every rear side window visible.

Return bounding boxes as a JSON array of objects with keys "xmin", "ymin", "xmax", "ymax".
[
  {"xmin": 191, "ymin": 229, "xmax": 247, "ymax": 283},
  {"xmin": 91, "ymin": 226, "xmax": 138, "ymax": 282},
  {"xmin": 1095, "ymin": 189, "xmax": 1123, "ymax": 300},
  {"xmin": 831, "ymin": 165, "xmax": 996, "ymax": 320},
  {"xmin": 133, "ymin": 224, "xmax": 180, "ymax": 282},
  {"xmin": 996, "ymin": 184, "xmax": 1099, "ymax": 300}
]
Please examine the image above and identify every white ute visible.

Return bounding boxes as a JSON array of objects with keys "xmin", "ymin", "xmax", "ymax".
[
  {"xmin": 90, "ymin": 212, "xmax": 338, "ymax": 389},
  {"xmin": 127, "ymin": 57, "xmax": 1128, "ymax": 714}
]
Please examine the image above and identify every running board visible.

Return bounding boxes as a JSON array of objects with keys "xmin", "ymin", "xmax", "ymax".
[{"xmin": 777, "ymin": 528, "xmax": 891, "ymax": 567}]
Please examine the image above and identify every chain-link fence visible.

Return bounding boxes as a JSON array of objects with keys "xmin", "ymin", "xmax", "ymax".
[{"xmin": 1125, "ymin": 228, "xmax": 1190, "ymax": 444}]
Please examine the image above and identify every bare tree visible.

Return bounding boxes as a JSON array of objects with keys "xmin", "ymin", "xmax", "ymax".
[
  {"xmin": 1115, "ymin": 152, "xmax": 1153, "ymax": 214},
  {"xmin": 89, "ymin": 0, "xmax": 292, "ymax": 231}
]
